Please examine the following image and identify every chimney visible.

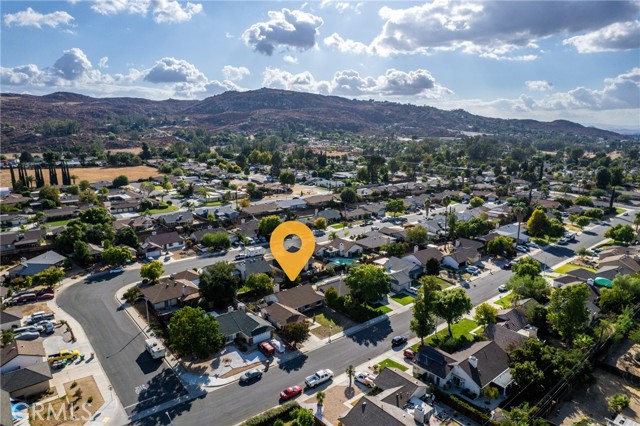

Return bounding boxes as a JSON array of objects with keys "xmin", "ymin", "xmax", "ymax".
[
  {"xmin": 518, "ymin": 325, "xmax": 538, "ymax": 339},
  {"xmin": 227, "ymin": 306, "xmax": 234, "ymax": 313},
  {"xmin": 182, "ymin": 285, "xmax": 188, "ymax": 296},
  {"xmin": 468, "ymin": 355, "xmax": 478, "ymax": 368},
  {"xmin": 414, "ymin": 245, "xmax": 419, "ymax": 253}
]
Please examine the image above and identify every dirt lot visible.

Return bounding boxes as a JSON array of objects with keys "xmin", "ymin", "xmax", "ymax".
[
  {"xmin": 18, "ymin": 301, "xmax": 54, "ymax": 316},
  {"xmin": 0, "ymin": 165, "xmax": 160, "ymax": 187},
  {"xmin": 547, "ymin": 369, "xmax": 640, "ymax": 425},
  {"xmin": 30, "ymin": 376, "xmax": 103, "ymax": 426},
  {"xmin": 305, "ymin": 384, "xmax": 362, "ymax": 425}
]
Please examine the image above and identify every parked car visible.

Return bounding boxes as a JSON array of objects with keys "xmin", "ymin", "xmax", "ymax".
[
  {"xmin": 370, "ymin": 225, "xmax": 379, "ymax": 230},
  {"xmin": 235, "ymin": 254, "xmax": 246, "ymax": 260},
  {"xmin": 515, "ymin": 245, "xmax": 529, "ymax": 253},
  {"xmin": 558, "ymin": 238, "xmax": 569, "ymax": 245},
  {"xmin": 403, "ymin": 348, "xmax": 416, "ymax": 360},
  {"xmin": 258, "ymin": 341, "xmax": 276, "ymax": 357},
  {"xmin": 305, "ymin": 369, "xmax": 333, "ymax": 388},
  {"xmin": 313, "ymin": 230, "xmax": 325, "ymax": 237},
  {"xmin": 406, "ymin": 286, "xmax": 419, "ymax": 295},
  {"xmin": 465, "ymin": 266, "xmax": 480, "ymax": 275},
  {"xmin": 354, "ymin": 372, "xmax": 375, "ymax": 387},
  {"xmin": 14, "ymin": 326, "xmax": 39, "ymax": 334},
  {"xmin": 239, "ymin": 369, "xmax": 263, "ymax": 384},
  {"xmin": 525, "ymin": 242, "xmax": 539, "ymax": 249},
  {"xmin": 48, "ymin": 349, "xmax": 80, "ymax": 364},
  {"xmin": 15, "ymin": 332, "xmax": 40, "ymax": 341},
  {"xmin": 37, "ymin": 293, "xmax": 55, "ymax": 301},
  {"xmin": 36, "ymin": 288, "xmax": 54, "ymax": 296},
  {"xmin": 623, "ymin": 212, "xmax": 629, "ymax": 216},
  {"xmin": 279, "ymin": 385, "xmax": 303, "ymax": 401},
  {"xmin": 459, "ymin": 279, "xmax": 470, "ymax": 288},
  {"xmin": 498, "ymin": 284, "xmax": 507, "ymax": 292},
  {"xmin": 109, "ymin": 266, "xmax": 125, "ymax": 274},
  {"xmin": 391, "ymin": 336, "xmax": 407, "ymax": 346}
]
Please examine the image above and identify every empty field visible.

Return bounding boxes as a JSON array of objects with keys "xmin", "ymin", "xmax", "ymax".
[{"xmin": 0, "ymin": 165, "xmax": 160, "ymax": 187}]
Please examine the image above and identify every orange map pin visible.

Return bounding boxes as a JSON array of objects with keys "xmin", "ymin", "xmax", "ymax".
[{"xmin": 270, "ymin": 221, "xmax": 316, "ymax": 281}]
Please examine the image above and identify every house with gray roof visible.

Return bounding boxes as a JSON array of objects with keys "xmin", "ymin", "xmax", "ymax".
[
  {"xmin": 442, "ymin": 248, "xmax": 480, "ymax": 270},
  {"xmin": 383, "ymin": 257, "xmax": 423, "ymax": 293},
  {"xmin": 215, "ymin": 309, "xmax": 274, "ymax": 346},
  {"xmin": 1, "ymin": 362, "xmax": 52, "ymax": 398},
  {"xmin": 403, "ymin": 247, "xmax": 443, "ymax": 268},
  {"xmin": 276, "ymin": 198, "xmax": 307, "ymax": 210},
  {"xmin": 315, "ymin": 238, "xmax": 363, "ymax": 259},
  {"xmin": 261, "ymin": 303, "xmax": 307, "ymax": 329},
  {"xmin": 266, "ymin": 285, "xmax": 324, "ymax": 313},
  {"xmin": 9, "ymin": 250, "xmax": 66, "ymax": 277}
]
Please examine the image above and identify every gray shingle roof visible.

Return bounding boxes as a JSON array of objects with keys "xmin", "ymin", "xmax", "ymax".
[
  {"xmin": 216, "ymin": 310, "xmax": 274, "ymax": 338},
  {"xmin": 1, "ymin": 340, "xmax": 45, "ymax": 367},
  {"xmin": 273, "ymin": 285, "xmax": 324, "ymax": 311},
  {"xmin": 1, "ymin": 362, "xmax": 52, "ymax": 393}
]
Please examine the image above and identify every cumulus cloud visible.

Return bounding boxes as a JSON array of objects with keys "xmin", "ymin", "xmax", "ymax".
[
  {"xmin": 98, "ymin": 57, "xmax": 109, "ymax": 69},
  {"xmin": 324, "ymin": 0, "xmax": 640, "ymax": 59},
  {"xmin": 89, "ymin": 0, "xmax": 202, "ymax": 23},
  {"xmin": 4, "ymin": 7, "xmax": 74, "ymax": 29},
  {"xmin": 143, "ymin": 57, "xmax": 207, "ymax": 83},
  {"xmin": 262, "ymin": 67, "xmax": 450, "ymax": 98},
  {"xmin": 319, "ymin": 0, "xmax": 363, "ymax": 14},
  {"xmin": 526, "ymin": 80, "xmax": 553, "ymax": 91},
  {"xmin": 563, "ymin": 20, "xmax": 640, "ymax": 53},
  {"xmin": 242, "ymin": 8, "xmax": 323, "ymax": 55},
  {"xmin": 222, "ymin": 65, "xmax": 250, "ymax": 81},
  {"xmin": 283, "ymin": 55, "xmax": 299, "ymax": 64},
  {"xmin": 51, "ymin": 48, "xmax": 94, "ymax": 81}
]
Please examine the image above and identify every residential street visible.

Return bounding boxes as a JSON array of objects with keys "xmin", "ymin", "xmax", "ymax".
[{"xmin": 57, "ymin": 211, "xmax": 634, "ymax": 426}]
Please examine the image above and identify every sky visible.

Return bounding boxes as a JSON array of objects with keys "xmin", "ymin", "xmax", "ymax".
[{"xmin": 1, "ymin": 0, "xmax": 639, "ymax": 129}]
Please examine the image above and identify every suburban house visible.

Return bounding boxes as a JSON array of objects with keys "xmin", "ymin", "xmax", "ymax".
[
  {"xmin": 139, "ymin": 278, "xmax": 200, "ymax": 317},
  {"xmin": 215, "ymin": 309, "xmax": 274, "ymax": 346},
  {"xmin": 316, "ymin": 276, "xmax": 351, "ymax": 297},
  {"xmin": 491, "ymin": 223, "xmax": 529, "ymax": 243},
  {"xmin": 413, "ymin": 341, "xmax": 515, "ymax": 400},
  {"xmin": 262, "ymin": 302, "xmax": 307, "ymax": 329},
  {"xmin": 0, "ymin": 311, "xmax": 22, "ymax": 331},
  {"xmin": 113, "ymin": 216, "xmax": 154, "ymax": 232},
  {"xmin": 383, "ymin": 257, "xmax": 423, "ymax": 293},
  {"xmin": 139, "ymin": 232, "xmax": 184, "ymax": 258},
  {"xmin": 171, "ymin": 269, "xmax": 201, "ymax": 287},
  {"xmin": 153, "ymin": 211, "xmax": 195, "ymax": 228},
  {"xmin": 1, "ymin": 362, "xmax": 53, "ymax": 398},
  {"xmin": 9, "ymin": 250, "xmax": 66, "ymax": 277},
  {"xmin": 315, "ymin": 238, "xmax": 363, "ymax": 259},
  {"xmin": 266, "ymin": 285, "xmax": 324, "ymax": 313},
  {"xmin": 235, "ymin": 257, "xmax": 273, "ymax": 281},
  {"xmin": 339, "ymin": 367, "xmax": 433, "ymax": 426},
  {"xmin": 403, "ymin": 247, "xmax": 443, "ymax": 268},
  {"xmin": 241, "ymin": 202, "xmax": 281, "ymax": 218},
  {"xmin": 317, "ymin": 208, "xmax": 342, "ymax": 223},
  {"xmin": 454, "ymin": 238, "xmax": 485, "ymax": 253},
  {"xmin": 276, "ymin": 198, "xmax": 307, "ymax": 210},
  {"xmin": 442, "ymin": 248, "xmax": 481, "ymax": 270},
  {"xmin": 358, "ymin": 232, "xmax": 396, "ymax": 252},
  {"xmin": 1, "ymin": 341, "xmax": 46, "ymax": 374}
]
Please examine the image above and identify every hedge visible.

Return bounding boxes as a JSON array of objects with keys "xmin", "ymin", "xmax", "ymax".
[
  {"xmin": 432, "ymin": 387, "xmax": 500, "ymax": 426},
  {"xmin": 240, "ymin": 401, "xmax": 300, "ymax": 426}
]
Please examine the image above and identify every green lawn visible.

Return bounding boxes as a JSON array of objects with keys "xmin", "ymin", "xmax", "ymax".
[
  {"xmin": 553, "ymin": 263, "xmax": 597, "ymax": 274},
  {"xmin": 372, "ymin": 305, "xmax": 392, "ymax": 314},
  {"xmin": 377, "ymin": 358, "xmax": 408, "ymax": 372},
  {"xmin": 412, "ymin": 319, "xmax": 478, "ymax": 351},
  {"xmin": 310, "ymin": 311, "xmax": 345, "ymax": 338},
  {"xmin": 391, "ymin": 293, "xmax": 415, "ymax": 306},
  {"xmin": 47, "ymin": 219, "xmax": 72, "ymax": 226},
  {"xmin": 616, "ymin": 208, "xmax": 626, "ymax": 215},
  {"xmin": 147, "ymin": 205, "xmax": 179, "ymax": 215},
  {"xmin": 495, "ymin": 293, "xmax": 516, "ymax": 308},
  {"xmin": 434, "ymin": 277, "xmax": 453, "ymax": 289},
  {"xmin": 330, "ymin": 223, "xmax": 345, "ymax": 229},
  {"xmin": 203, "ymin": 201, "xmax": 227, "ymax": 206}
]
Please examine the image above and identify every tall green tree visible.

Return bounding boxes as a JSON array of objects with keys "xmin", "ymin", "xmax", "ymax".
[
  {"xmin": 168, "ymin": 306, "xmax": 223, "ymax": 359},
  {"xmin": 33, "ymin": 266, "xmax": 64, "ymax": 287},
  {"xmin": 79, "ymin": 207, "xmax": 112, "ymax": 225},
  {"xmin": 474, "ymin": 303, "xmax": 498, "ymax": 327},
  {"xmin": 245, "ymin": 273, "xmax": 274, "ymax": 296},
  {"xmin": 201, "ymin": 232, "xmax": 231, "ymax": 251},
  {"xmin": 73, "ymin": 240, "xmax": 92, "ymax": 266},
  {"xmin": 506, "ymin": 274, "xmax": 550, "ymax": 303},
  {"xmin": 279, "ymin": 170, "xmax": 295, "ymax": 186},
  {"xmin": 405, "ymin": 225, "xmax": 428, "ymax": 246},
  {"xmin": 548, "ymin": 283, "xmax": 590, "ymax": 343},
  {"xmin": 433, "ymin": 288, "xmax": 473, "ymax": 338},
  {"xmin": 112, "ymin": 175, "xmax": 129, "ymax": 187},
  {"xmin": 340, "ymin": 187, "xmax": 357, "ymax": 207},
  {"xmin": 258, "ymin": 215, "xmax": 282, "ymax": 238},
  {"xmin": 344, "ymin": 264, "xmax": 390, "ymax": 306},
  {"xmin": 115, "ymin": 227, "xmax": 140, "ymax": 248},
  {"xmin": 512, "ymin": 257, "xmax": 541, "ymax": 277},
  {"xmin": 411, "ymin": 276, "xmax": 439, "ymax": 345},
  {"xmin": 386, "ymin": 199, "xmax": 406, "ymax": 217},
  {"xmin": 280, "ymin": 322, "xmax": 310, "ymax": 348},
  {"xmin": 199, "ymin": 262, "xmax": 239, "ymax": 309},
  {"xmin": 140, "ymin": 260, "xmax": 164, "ymax": 284},
  {"xmin": 526, "ymin": 209, "xmax": 550, "ymax": 238},
  {"xmin": 102, "ymin": 246, "xmax": 132, "ymax": 266}
]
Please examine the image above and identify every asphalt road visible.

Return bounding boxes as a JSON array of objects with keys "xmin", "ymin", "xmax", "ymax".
[{"xmin": 59, "ymin": 207, "xmax": 635, "ymax": 426}]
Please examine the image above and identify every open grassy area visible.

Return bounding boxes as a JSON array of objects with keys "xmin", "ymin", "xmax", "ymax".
[
  {"xmin": 412, "ymin": 319, "xmax": 479, "ymax": 351},
  {"xmin": 391, "ymin": 293, "xmax": 415, "ymax": 305},
  {"xmin": 309, "ymin": 309, "xmax": 356, "ymax": 338},
  {"xmin": 616, "ymin": 207, "xmax": 626, "ymax": 215},
  {"xmin": 434, "ymin": 277, "xmax": 453, "ymax": 289},
  {"xmin": 330, "ymin": 223, "xmax": 345, "ymax": 229},
  {"xmin": 47, "ymin": 219, "xmax": 72, "ymax": 226},
  {"xmin": 553, "ymin": 263, "xmax": 597, "ymax": 274},
  {"xmin": 495, "ymin": 293, "xmax": 516, "ymax": 308},
  {"xmin": 147, "ymin": 205, "xmax": 180, "ymax": 215},
  {"xmin": 203, "ymin": 201, "xmax": 227, "ymax": 206},
  {"xmin": 377, "ymin": 358, "xmax": 408, "ymax": 372}
]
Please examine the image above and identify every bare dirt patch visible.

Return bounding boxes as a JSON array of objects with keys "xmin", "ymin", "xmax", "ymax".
[
  {"xmin": 20, "ymin": 302, "xmax": 53, "ymax": 316},
  {"xmin": 305, "ymin": 384, "xmax": 362, "ymax": 425},
  {"xmin": 547, "ymin": 369, "xmax": 640, "ymax": 425},
  {"xmin": 0, "ymin": 165, "xmax": 160, "ymax": 187},
  {"xmin": 30, "ymin": 376, "xmax": 103, "ymax": 426}
]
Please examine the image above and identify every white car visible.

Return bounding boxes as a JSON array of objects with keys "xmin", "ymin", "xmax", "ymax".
[
  {"xmin": 354, "ymin": 372, "xmax": 375, "ymax": 387},
  {"xmin": 465, "ymin": 266, "xmax": 480, "ymax": 275},
  {"xmin": 305, "ymin": 369, "xmax": 334, "ymax": 388}
]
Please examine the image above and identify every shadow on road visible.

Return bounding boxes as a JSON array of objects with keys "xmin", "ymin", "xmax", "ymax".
[
  {"xmin": 346, "ymin": 317, "xmax": 392, "ymax": 347},
  {"xmin": 278, "ymin": 353, "xmax": 308, "ymax": 373},
  {"xmin": 105, "ymin": 330, "xmax": 143, "ymax": 359},
  {"xmin": 128, "ymin": 368, "xmax": 192, "ymax": 420},
  {"xmin": 136, "ymin": 351, "xmax": 164, "ymax": 375}
]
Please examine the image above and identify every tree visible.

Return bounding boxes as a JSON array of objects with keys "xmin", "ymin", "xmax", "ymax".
[
  {"xmin": 315, "ymin": 391, "xmax": 326, "ymax": 407},
  {"xmin": 605, "ymin": 224, "xmax": 635, "ymax": 243},
  {"xmin": 39, "ymin": 185, "xmax": 60, "ymax": 204},
  {"xmin": 20, "ymin": 151, "xmax": 33, "ymax": 163},
  {"xmin": 474, "ymin": 303, "xmax": 498, "ymax": 327},
  {"xmin": 280, "ymin": 322, "xmax": 310, "ymax": 347},
  {"xmin": 607, "ymin": 394, "xmax": 630, "ymax": 413},
  {"xmin": 574, "ymin": 195, "xmax": 594, "ymax": 207},
  {"xmin": 79, "ymin": 180, "xmax": 91, "ymax": 191},
  {"xmin": 258, "ymin": 215, "xmax": 282, "ymax": 238},
  {"xmin": 73, "ymin": 240, "xmax": 92, "ymax": 266},
  {"xmin": 279, "ymin": 171, "xmax": 295, "ymax": 186},
  {"xmin": 425, "ymin": 257, "xmax": 440, "ymax": 276},
  {"xmin": 123, "ymin": 286, "xmax": 142, "ymax": 303},
  {"xmin": 115, "ymin": 227, "xmax": 139, "ymax": 248},
  {"xmin": 548, "ymin": 283, "xmax": 590, "ymax": 342},
  {"xmin": 482, "ymin": 386, "xmax": 500, "ymax": 400},
  {"xmin": 487, "ymin": 236, "xmax": 515, "ymax": 257},
  {"xmin": 340, "ymin": 187, "xmax": 357, "ymax": 207},
  {"xmin": 512, "ymin": 256, "xmax": 541, "ymax": 277},
  {"xmin": 634, "ymin": 211, "xmax": 640, "ymax": 232},
  {"xmin": 527, "ymin": 209, "xmax": 550, "ymax": 238},
  {"xmin": 85, "ymin": 223, "xmax": 114, "ymax": 246},
  {"xmin": 112, "ymin": 175, "xmax": 129, "ymax": 187},
  {"xmin": 386, "ymin": 199, "xmax": 406, "ymax": 217},
  {"xmin": 102, "ymin": 246, "xmax": 132, "ymax": 266},
  {"xmin": 79, "ymin": 207, "xmax": 112, "ymax": 225},
  {"xmin": 201, "ymin": 232, "xmax": 231, "ymax": 251},
  {"xmin": 575, "ymin": 247, "xmax": 589, "ymax": 259},
  {"xmin": 168, "ymin": 306, "xmax": 223, "ymax": 359},
  {"xmin": 199, "ymin": 262, "xmax": 239, "ymax": 309},
  {"xmin": 411, "ymin": 276, "xmax": 439, "ymax": 345},
  {"xmin": 140, "ymin": 181, "xmax": 156, "ymax": 198},
  {"xmin": 609, "ymin": 166, "xmax": 625, "ymax": 210},
  {"xmin": 599, "ymin": 275, "xmax": 640, "ymax": 314},
  {"xmin": 245, "ymin": 273, "xmax": 274, "ymax": 296},
  {"xmin": 506, "ymin": 274, "xmax": 550, "ymax": 302},
  {"xmin": 344, "ymin": 264, "xmax": 391, "ymax": 306},
  {"xmin": 423, "ymin": 198, "xmax": 432, "ymax": 217},
  {"xmin": 575, "ymin": 216, "xmax": 591, "ymax": 227},
  {"xmin": 405, "ymin": 225, "xmax": 428, "ymax": 246},
  {"xmin": 33, "ymin": 266, "xmax": 64, "ymax": 287},
  {"xmin": 55, "ymin": 220, "xmax": 87, "ymax": 253},
  {"xmin": 469, "ymin": 196, "xmax": 484, "ymax": 208},
  {"xmin": 513, "ymin": 204, "xmax": 527, "ymax": 245},
  {"xmin": 346, "ymin": 365, "xmax": 355, "ymax": 387},
  {"xmin": 140, "ymin": 260, "xmax": 164, "ymax": 284},
  {"xmin": 313, "ymin": 217, "xmax": 327, "ymax": 230},
  {"xmin": 433, "ymin": 288, "xmax": 473, "ymax": 338}
]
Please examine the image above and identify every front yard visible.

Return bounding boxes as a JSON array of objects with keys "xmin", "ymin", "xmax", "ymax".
[
  {"xmin": 377, "ymin": 358, "xmax": 408, "ymax": 372},
  {"xmin": 310, "ymin": 307, "xmax": 358, "ymax": 339},
  {"xmin": 495, "ymin": 293, "xmax": 517, "ymax": 308},
  {"xmin": 554, "ymin": 263, "xmax": 597, "ymax": 274},
  {"xmin": 390, "ymin": 293, "xmax": 415, "ymax": 306},
  {"xmin": 412, "ymin": 319, "xmax": 479, "ymax": 351}
]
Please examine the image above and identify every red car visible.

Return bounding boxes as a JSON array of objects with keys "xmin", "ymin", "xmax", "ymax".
[
  {"xmin": 280, "ymin": 385, "xmax": 303, "ymax": 401},
  {"xmin": 37, "ymin": 293, "xmax": 55, "ymax": 301},
  {"xmin": 404, "ymin": 349, "xmax": 416, "ymax": 360}
]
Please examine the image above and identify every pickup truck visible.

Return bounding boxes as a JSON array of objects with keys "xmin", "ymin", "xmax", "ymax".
[
  {"xmin": 47, "ymin": 349, "xmax": 80, "ymax": 364},
  {"xmin": 305, "ymin": 369, "xmax": 333, "ymax": 388}
]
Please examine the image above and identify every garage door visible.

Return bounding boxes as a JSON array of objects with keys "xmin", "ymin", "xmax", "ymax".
[{"xmin": 253, "ymin": 331, "xmax": 271, "ymax": 344}]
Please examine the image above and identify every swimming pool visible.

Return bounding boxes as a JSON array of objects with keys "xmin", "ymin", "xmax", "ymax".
[{"xmin": 330, "ymin": 257, "xmax": 357, "ymax": 265}]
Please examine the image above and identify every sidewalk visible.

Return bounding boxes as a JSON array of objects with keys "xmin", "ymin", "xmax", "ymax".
[{"xmin": 49, "ymin": 276, "xmax": 128, "ymax": 426}]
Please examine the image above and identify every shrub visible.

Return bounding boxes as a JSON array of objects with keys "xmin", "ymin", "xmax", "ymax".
[
  {"xmin": 87, "ymin": 396, "xmax": 93, "ymax": 404},
  {"xmin": 70, "ymin": 381, "xmax": 77, "ymax": 389},
  {"xmin": 240, "ymin": 401, "xmax": 300, "ymax": 426},
  {"xmin": 73, "ymin": 388, "xmax": 83, "ymax": 399}
]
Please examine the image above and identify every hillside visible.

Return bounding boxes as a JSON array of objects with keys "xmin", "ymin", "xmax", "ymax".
[{"xmin": 0, "ymin": 89, "xmax": 620, "ymax": 151}]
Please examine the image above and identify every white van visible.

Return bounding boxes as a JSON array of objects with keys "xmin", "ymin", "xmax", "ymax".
[{"xmin": 144, "ymin": 338, "xmax": 166, "ymax": 360}]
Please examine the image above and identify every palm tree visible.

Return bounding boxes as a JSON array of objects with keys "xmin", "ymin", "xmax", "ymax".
[
  {"xmin": 346, "ymin": 365, "xmax": 355, "ymax": 387},
  {"xmin": 513, "ymin": 204, "xmax": 526, "ymax": 247},
  {"xmin": 70, "ymin": 174, "xmax": 78, "ymax": 185},
  {"xmin": 424, "ymin": 198, "xmax": 431, "ymax": 217},
  {"xmin": 316, "ymin": 391, "xmax": 326, "ymax": 407},
  {"xmin": 25, "ymin": 175, "xmax": 35, "ymax": 188},
  {"xmin": 634, "ymin": 211, "xmax": 640, "ymax": 232},
  {"xmin": 329, "ymin": 231, "xmax": 338, "ymax": 241}
]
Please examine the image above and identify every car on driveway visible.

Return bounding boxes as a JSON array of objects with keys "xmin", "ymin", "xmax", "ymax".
[
  {"xmin": 515, "ymin": 245, "xmax": 529, "ymax": 253},
  {"xmin": 558, "ymin": 237, "xmax": 569, "ymax": 245},
  {"xmin": 109, "ymin": 266, "xmax": 125, "ymax": 274},
  {"xmin": 391, "ymin": 336, "xmax": 408, "ymax": 346},
  {"xmin": 239, "ymin": 369, "xmax": 263, "ymax": 384},
  {"xmin": 465, "ymin": 266, "xmax": 480, "ymax": 275},
  {"xmin": 403, "ymin": 348, "xmax": 416, "ymax": 360},
  {"xmin": 459, "ymin": 279, "xmax": 470, "ymax": 288},
  {"xmin": 623, "ymin": 212, "xmax": 629, "ymax": 216},
  {"xmin": 355, "ymin": 372, "xmax": 375, "ymax": 387},
  {"xmin": 498, "ymin": 284, "xmax": 507, "ymax": 292},
  {"xmin": 15, "ymin": 331, "xmax": 40, "ymax": 341},
  {"xmin": 279, "ymin": 385, "xmax": 303, "ymax": 400},
  {"xmin": 525, "ymin": 242, "xmax": 539, "ymax": 249},
  {"xmin": 37, "ymin": 293, "xmax": 54, "ymax": 301}
]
